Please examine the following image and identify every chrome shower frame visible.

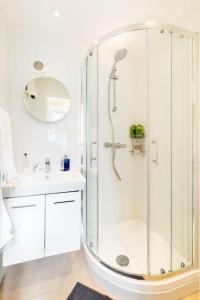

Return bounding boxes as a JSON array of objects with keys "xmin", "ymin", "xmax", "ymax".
[{"xmin": 85, "ymin": 22, "xmax": 198, "ymax": 58}]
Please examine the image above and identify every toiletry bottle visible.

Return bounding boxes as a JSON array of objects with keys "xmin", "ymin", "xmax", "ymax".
[
  {"xmin": 23, "ymin": 153, "xmax": 29, "ymax": 174},
  {"xmin": 61, "ymin": 155, "xmax": 70, "ymax": 171},
  {"xmin": 65, "ymin": 156, "xmax": 70, "ymax": 171}
]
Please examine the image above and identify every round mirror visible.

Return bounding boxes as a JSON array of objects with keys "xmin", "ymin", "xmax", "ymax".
[{"xmin": 23, "ymin": 77, "xmax": 71, "ymax": 122}]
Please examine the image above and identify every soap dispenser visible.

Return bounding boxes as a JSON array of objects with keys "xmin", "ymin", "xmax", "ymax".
[{"xmin": 61, "ymin": 155, "xmax": 70, "ymax": 171}]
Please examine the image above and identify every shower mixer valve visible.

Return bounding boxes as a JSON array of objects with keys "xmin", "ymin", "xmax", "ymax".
[{"xmin": 104, "ymin": 142, "xmax": 126, "ymax": 149}]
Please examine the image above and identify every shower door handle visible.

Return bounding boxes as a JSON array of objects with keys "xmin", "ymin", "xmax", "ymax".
[
  {"xmin": 152, "ymin": 138, "xmax": 158, "ymax": 165},
  {"xmin": 90, "ymin": 141, "xmax": 97, "ymax": 168}
]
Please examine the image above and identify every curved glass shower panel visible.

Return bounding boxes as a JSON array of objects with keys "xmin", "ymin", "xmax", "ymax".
[
  {"xmin": 171, "ymin": 33, "xmax": 194, "ymax": 271},
  {"xmin": 98, "ymin": 30, "xmax": 148, "ymax": 275},
  {"xmin": 148, "ymin": 29, "xmax": 172, "ymax": 275},
  {"xmin": 84, "ymin": 49, "xmax": 99, "ymax": 253},
  {"xmin": 81, "ymin": 60, "xmax": 87, "ymax": 237}
]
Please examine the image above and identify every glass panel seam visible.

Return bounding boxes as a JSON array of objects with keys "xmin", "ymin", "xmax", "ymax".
[
  {"xmin": 85, "ymin": 57, "xmax": 89, "ymax": 243},
  {"xmin": 191, "ymin": 37, "xmax": 195, "ymax": 266},
  {"xmin": 146, "ymin": 28, "xmax": 151, "ymax": 275},
  {"xmin": 170, "ymin": 31, "xmax": 173, "ymax": 273},
  {"xmin": 97, "ymin": 46, "xmax": 100, "ymax": 253}
]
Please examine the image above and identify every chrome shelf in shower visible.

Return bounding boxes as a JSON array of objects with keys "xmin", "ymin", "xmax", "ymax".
[{"xmin": 130, "ymin": 136, "xmax": 145, "ymax": 155}]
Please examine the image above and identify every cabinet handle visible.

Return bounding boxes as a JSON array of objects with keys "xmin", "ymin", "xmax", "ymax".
[
  {"xmin": 54, "ymin": 200, "xmax": 75, "ymax": 205},
  {"xmin": 11, "ymin": 204, "xmax": 37, "ymax": 209}
]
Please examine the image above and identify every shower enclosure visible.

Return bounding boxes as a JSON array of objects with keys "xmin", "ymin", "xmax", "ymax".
[{"xmin": 81, "ymin": 23, "xmax": 198, "ymax": 279}]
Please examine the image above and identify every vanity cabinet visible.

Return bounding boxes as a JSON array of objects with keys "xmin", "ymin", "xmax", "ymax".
[
  {"xmin": 45, "ymin": 192, "xmax": 81, "ymax": 257},
  {"xmin": 3, "ymin": 191, "xmax": 81, "ymax": 266},
  {"xmin": 3, "ymin": 195, "xmax": 45, "ymax": 266}
]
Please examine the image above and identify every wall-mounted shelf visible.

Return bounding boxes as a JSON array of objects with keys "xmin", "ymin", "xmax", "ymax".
[{"xmin": 130, "ymin": 136, "xmax": 145, "ymax": 155}]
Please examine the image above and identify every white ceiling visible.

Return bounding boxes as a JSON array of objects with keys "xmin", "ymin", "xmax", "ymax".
[{"xmin": 0, "ymin": 0, "xmax": 199, "ymax": 48}]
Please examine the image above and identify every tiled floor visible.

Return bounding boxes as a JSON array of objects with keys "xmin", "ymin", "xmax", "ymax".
[
  {"xmin": 0, "ymin": 250, "xmax": 198, "ymax": 300},
  {"xmin": 0, "ymin": 250, "xmax": 117, "ymax": 300}
]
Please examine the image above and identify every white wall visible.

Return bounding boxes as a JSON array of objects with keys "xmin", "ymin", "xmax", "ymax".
[
  {"xmin": 0, "ymin": 10, "xmax": 11, "ymax": 113},
  {"xmin": 11, "ymin": 33, "xmax": 84, "ymax": 173},
  {"xmin": 0, "ymin": 8, "xmax": 11, "ymax": 284}
]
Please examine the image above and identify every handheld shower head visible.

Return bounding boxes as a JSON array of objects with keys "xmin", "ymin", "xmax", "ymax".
[
  {"xmin": 114, "ymin": 48, "xmax": 128, "ymax": 62},
  {"xmin": 110, "ymin": 48, "xmax": 128, "ymax": 79}
]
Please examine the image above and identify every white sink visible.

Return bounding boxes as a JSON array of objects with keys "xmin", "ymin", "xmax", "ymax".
[{"xmin": 2, "ymin": 171, "xmax": 86, "ymax": 198}]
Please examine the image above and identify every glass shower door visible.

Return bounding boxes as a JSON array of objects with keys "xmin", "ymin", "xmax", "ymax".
[
  {"xmin": 148, "ymin": 29, "xmax": 172, "ymax": 275},
  {"xmin": 171, "ymin": 33, "xmax": 194, "ymax": 271},
  {"xmin": 148, "ymin": 29, "xmax": 195, "ymax": 275},
  {"xmin": 84, "ymin": 49, "xmax": 99, "ymax": 253}
]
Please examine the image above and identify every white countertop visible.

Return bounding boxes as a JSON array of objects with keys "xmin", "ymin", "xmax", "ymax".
[{"xmin": 2, "ymin": 171, "xmax": 86, "ymax": 198}]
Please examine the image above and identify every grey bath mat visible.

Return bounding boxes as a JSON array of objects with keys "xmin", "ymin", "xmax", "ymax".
[{"xmin": 67, "ymin": 282, "xmax": 113, "ymax": 300}]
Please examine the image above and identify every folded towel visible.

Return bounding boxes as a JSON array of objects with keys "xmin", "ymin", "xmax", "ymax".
[{"xmin": 0, "ymin": 108, "xmax": 17, "ymax": 184}]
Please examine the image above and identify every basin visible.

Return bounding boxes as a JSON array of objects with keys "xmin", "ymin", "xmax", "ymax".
[{"xmin": 2, "ymin": 171, "xmax": 85, "ymax": 198}]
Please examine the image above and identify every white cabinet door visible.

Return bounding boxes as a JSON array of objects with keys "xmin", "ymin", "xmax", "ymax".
[
  {"xmin": 3, "ymin": 195, "xmax": 45, "ymax": 266},
  {"xmin": 45, "ymin": 192, "xmax": 81, "ymax": 257}
]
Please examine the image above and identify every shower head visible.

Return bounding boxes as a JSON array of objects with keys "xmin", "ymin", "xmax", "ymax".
[
  {"xmin": 110, "ymin": 48, "xmax": 128, "ymax": 80},
  {"xmin": 114, "ymin": 48, "xmax": 128, "ymax": 62}
]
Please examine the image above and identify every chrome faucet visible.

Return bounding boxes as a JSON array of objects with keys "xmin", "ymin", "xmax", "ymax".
[
  {"xmin": 33, "ymin": 162, "xmax": 42, "ymax": 173},
  {"xmin": 44, "ymin": 158, "xmax": 51, "ymax": 174}
]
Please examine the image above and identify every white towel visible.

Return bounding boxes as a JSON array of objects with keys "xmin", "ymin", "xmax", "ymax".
[
  {"xmin": 0, "ymin": 108, "xmax": 17, "ymax": 249},
  {"xmin": 0, "ymin": 108, "xmax": 17, "ymax": 184}
]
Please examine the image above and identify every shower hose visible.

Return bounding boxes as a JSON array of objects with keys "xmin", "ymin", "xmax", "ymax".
[{"xmin": 108, "ymin": 78, "xmax": 121, "ymax": 181}]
